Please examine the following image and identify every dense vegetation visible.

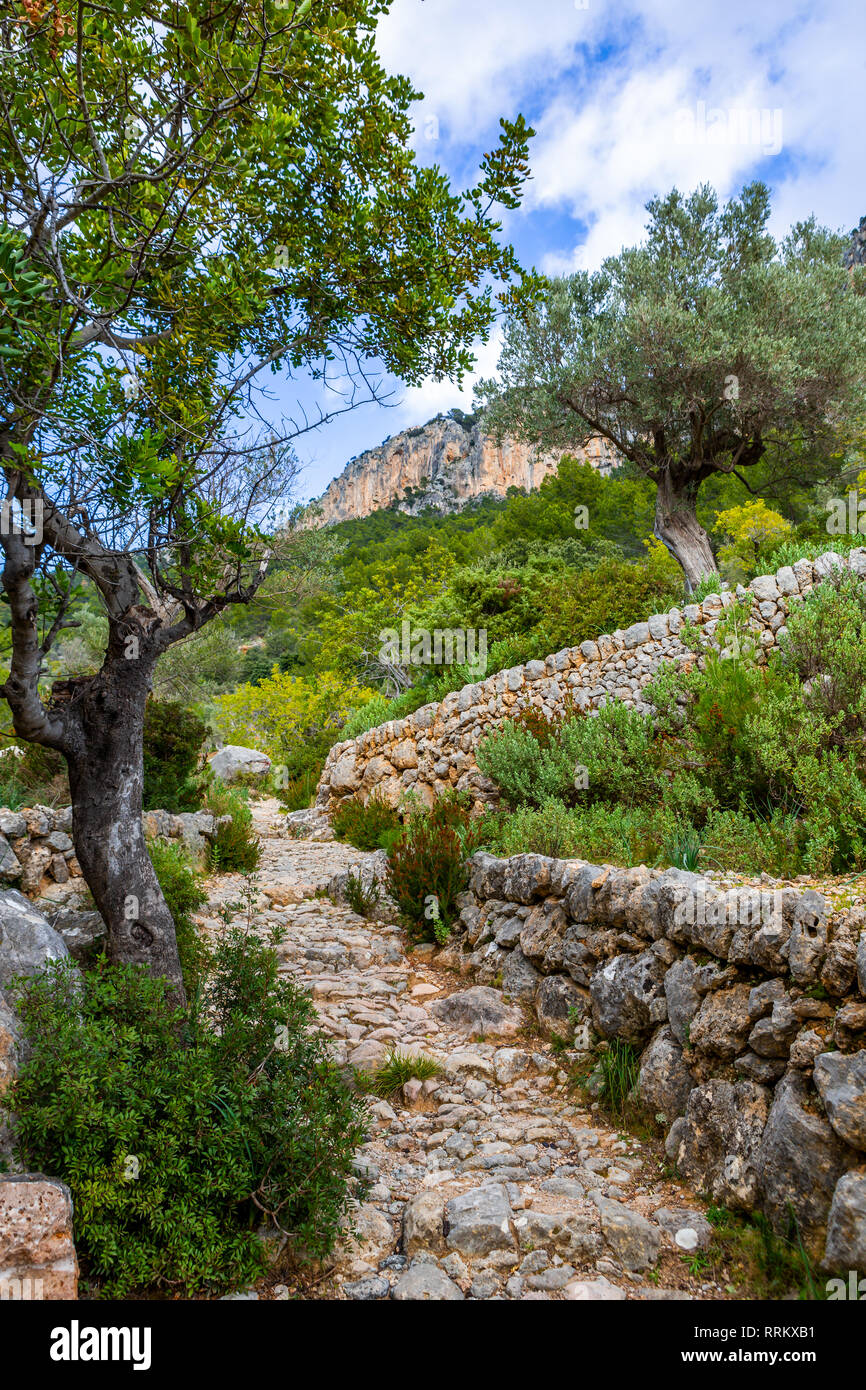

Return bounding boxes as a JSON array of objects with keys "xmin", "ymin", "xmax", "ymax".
[{"xmin": 3, "ymin": 925, "xmax": 366, "ymax": 1297}]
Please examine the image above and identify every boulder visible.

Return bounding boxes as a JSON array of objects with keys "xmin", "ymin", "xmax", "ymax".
[
  {"xmin": 431, "ymin": 987, "xmax": 524, "ymax": 1038},
  {"xmin": 0, "ymin": 890, "xmax": 71, "ymax": 1000},
  {"xmin": 589, "ymin": 949, "xmax": 666, "ymax": 1045},
  {"xmin": 445, "ymin": 1183, "xmax": 515, "ymax": 1256},
  {"xmin": 688, "ymin": 983, "xmax": 752, "ymax": 1059},
  {"xmin": 675, "ymin": 1079, "xmax": 771, "ymax": 1209},
  {"xmin": 822, "ymin": 1169, "xmax": 866, "ymax": 1273},
  {"xmin": 535, "ymin": 974, "xmax": 585, "ymax": 1040},
  {"xmin": 638, "ymin": 1027, "xmax": 695, "ymax": 1124},
  {"xmin": 333, "ymin": 1203, "xmax": 395, "ymax": 1273},
  {"xmin": 391, "ymin": 1265, "xmax": 464, "ymax": 1300},
  {"xmin": 759, "ymin": 1071, "xmax": 854, "ymax": 1244},
  {"xmin": 514, "ymin": 1208, "xmax": 600, "ymax": 1261},
  {"xmin": 0, "ymin": 1175, "xmax": 78, "ymax": 1299},
  {"xmin": 813, "ymin": 1050, "xmax": 866, "ymax": 1151},
  {"xmin": 402, "ymin": 1190, "xmax": 445, "ymax": 1256},
  {"xmin": 591, "ymin": 1195, "xmax": 661, "ymax": 1270},
  {"xmin": 500, "ymin": 947, "xmax": 541, "ymax": 1000},
  {"xmin": 208, "ymin": 745, "xmax": 272, "ymax": 783}
]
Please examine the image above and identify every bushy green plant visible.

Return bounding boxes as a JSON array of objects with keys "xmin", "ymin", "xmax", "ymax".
[
  {"xmin": 356, "ymin": 1050, "xmax": 441, "ymax": 1098},
  {"xmin": 478, "ymin": 797, "xmax": 677, "ymax": 868},
  {"xmin": 344, "ymin": 870, "xmax": 382, "ymax": 919},
  {"xmin": 385, "ymin": 790, "xmax": 483, "ymax": 942},
  {"xmin": 478, "ymin": 699, "xmax": 657, "ymax": 811},
  {"xmin": 143, "ymin": 700, "xmax": 208, "ymax": 812},
  {"xmin": 331, "ymin": 791, "xmax": 401, "ymax": 851},
  {"xmin": 4, "ymin": 930, "xmax": 366, "ymax": 1297},
  {"xmin": 204, "ymin": 784, "xmax": 262, "ymax": 873},
  {"xmin": 148, "ymin": 839, "xmax": 210, "ymax": 998}
]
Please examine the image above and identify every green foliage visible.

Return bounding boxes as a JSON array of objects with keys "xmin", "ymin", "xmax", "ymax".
[
  {"xmin": 355, "ymin": 1050, "xmax": 441, "ymax": 1098},
  {"xmin": 148, "ymin": 840, "xmax": 210, "ymax": 998},
  {"xmin": 597, "ymin": 1041, "xmax": 641, "ymax": 1120},
  {"xmin": 332, "ymin": 792, "xmax": 402, "ymax": 852},
  {"xmin": 344, "ymin": 870, "xmax": 381, "ymax": 920},
  {"xmin": 480, "ymin": 798, "xmax": 676, "ymax": 868},
  {"xmin": 204, "ymin": 784, "xmax": 262, "ymax": 873},
  {"xmin": 4, "ymin": 932, "xmax": 366, "ymax": 1297},
  {"xmin": 385, "ymin": 791, "xmax": 483, "ymax": 942},
  {"xmin": 478, "ymin": 699, "xmax": 656, "ymax": 811},
  {"xmin": 143, "ymin": 700, "xmax": 209, "ymax": 813},
  {"xmin": 478, "ymin": 182, "xmax": 866, "ymax": 581}
]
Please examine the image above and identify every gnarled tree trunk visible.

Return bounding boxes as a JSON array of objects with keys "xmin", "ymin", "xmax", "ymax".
[
  {"xmin": 653, "ymin": 466, "xmax": 718, "ymax": 590},
  {"xmin": 59, "ymin": 640, "xmax": 185, "ymax": 1003}
]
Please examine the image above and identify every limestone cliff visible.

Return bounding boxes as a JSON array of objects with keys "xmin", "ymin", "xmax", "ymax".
[{"xmin": 305, "ymin": 414, "xmax": 617, "ymax": 525}]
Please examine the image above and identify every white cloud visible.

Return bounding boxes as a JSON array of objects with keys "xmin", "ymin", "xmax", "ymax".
[{"xmin": 391, "ymin": 328, "xmax": 503, "ymax": 425}]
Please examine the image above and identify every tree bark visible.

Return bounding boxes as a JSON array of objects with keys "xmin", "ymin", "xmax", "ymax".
[
  {"xmin": 56, "ymin": 633, "xmax": 186, "ymax": 1004},
  {"xmin": 653, "ymin": 467, "xmax": 718, "ymax": 590}
]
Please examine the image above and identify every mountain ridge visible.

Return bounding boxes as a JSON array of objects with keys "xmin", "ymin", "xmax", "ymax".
[{"xmin": 304, "ymin": 413, "xmax": 618, "ymax": 525}]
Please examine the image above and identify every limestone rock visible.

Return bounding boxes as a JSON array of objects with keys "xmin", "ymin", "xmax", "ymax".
[
  {"xmin": 431, "ymin": 986, "xmax": 524, "ymax": 1038},
  {"xmin": 535, "ymin": 974, "xmax": 585, "ymax": 1040},
  {"xmin": 759, "ymin": 1071, "xmax": 854, "ymax": 1242},
  {"xmin": 391, "ymin": 1264, "xmax": 465, "ymax": 1300},
  {"xmin": 822, "ymin": 1169, "xmax": 866, "ymax": 1272},
  {"xmin": 445, "ymin": 1183, "xmax": 515, "ymax": 1256},
  {"xmin": 0, "ymin": 1175, "xmax": 78, "ymax": 1299},
  {"xmin": 0, "ymin": 890, "xmax": 71, "ymax": 1000},
  {"xmin": 675, "ymin": 1079, "xmax": 771, "ymax": 1209},
  {"xmin": 589, "ymin": 949, "xmax": 666, "ymax": 1045},
  {"xmin": 638, "ymin": 1027, "xmax": 695, "ymax": 1124},
  {"xmin": 402, "ymin": 1190, "xmax": 445, "ymax": 1256},
  {"xmin": 208, "ymin": 745, "xmax": 272, "ymax": 782},
  {"xmin": 814, "ymin": 1050, "xmax": 866, "ymax": 1151},
  {"xmin": 591, "ymin": 1195, "xmax": 661, "ymax": 1270},
  {"xmin": 688, "ymin": 983, "xmax": 752, "ymax": 1059}
]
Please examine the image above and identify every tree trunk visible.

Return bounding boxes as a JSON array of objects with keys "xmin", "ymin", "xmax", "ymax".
[
  {"xmin": 653, "ymin": 467, "xmax": 718, "ymax": 590},
  {"xmin": 60, "ymin": 642, "xmax": 186, "ymax": 1005}
]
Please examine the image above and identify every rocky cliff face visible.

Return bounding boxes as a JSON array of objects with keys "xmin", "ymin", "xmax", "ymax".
[{"xmin": 306, "ymin": 415, "xmax": 617, "ymax": 525}]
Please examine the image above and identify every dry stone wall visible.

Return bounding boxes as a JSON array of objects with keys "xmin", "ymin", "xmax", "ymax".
[
  {"xmin": 316, "ymin": 548, "xmax": 866, "ymax": 815},
  {"xmin": 446, "ymin": 850, "xmax": 866, "ymax": 1268}
]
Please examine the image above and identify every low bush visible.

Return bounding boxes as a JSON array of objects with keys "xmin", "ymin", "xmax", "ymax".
[
  {"xmin": 385, "ymin": 790, "xmax": 484, "ymax": 943},
  {"xmin": 204, "ymin": 783, "xmax": 262, "ymax": 873},
  {"xmin": 332, "ymin": 791, "xmax": 401, "ymax": 852},
  {"xmin": 356, "ymin": 1050, "xmax": 441, "ymax": 1098},
  {"xmin": 4, "ymin": 927, "xmax": 366, "ymax": 1297},
  {"xmin": 148, "ymin": 839, "xmax": 210, "ymax": 998},
  {"xmin": 478, "ymin": 699, "xmax": 657, "ymax": 811},
  {"xmin": 344, "ymin": 869, "xmax": 381, "ymax": 919},
  {"xmin": 143, "ymin": 700, "xmax": 208, "ymax": 812}
]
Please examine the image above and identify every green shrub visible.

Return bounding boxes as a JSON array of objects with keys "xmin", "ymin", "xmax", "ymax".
[
  {"xmin": 478, "ymin": 700, "xmax": 657, "ymax": 811},
  {"xmin": 4, "ymin": 930, "xmax": 366, "ymax": 1297},
  {"xmin": 148, "ymin": 839, "xmax": 210, "ymax": 998},
  {"xmin": 386, "ymin": 790, "xmax": 483, "ymax": 942},
  {"xmin": 344, "ymin": 870, "xmax": 381, "ymax": 919},
  {"xmin": 356, "ymin": 1050, "xmax": 441, "ymax": 1098},
  {"xmin": 204, "ymin": 783, "xmax": 262, "ymax": 873},
  {"xmin": 332, "ymin": 791, "xmax": 401, "ymax": 851},
  {"xmin": 479, "ymin": 798, "xmax": 677, "ymax": 867},
  {"xmin": 143, "ymin": 700, "xmax": 208, "ymax": 812},
  {"xmin": 597, "ymin": 1039, "xmax": 641, "ymax": 1119},
  {"xmin": 277, "ymin": 764, "xmax": 321, "ymax": 813}
]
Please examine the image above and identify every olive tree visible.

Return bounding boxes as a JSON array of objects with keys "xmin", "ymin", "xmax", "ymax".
[{"xmin": 477, "ymin": 183, "xmax": 866, "ymax": 586}]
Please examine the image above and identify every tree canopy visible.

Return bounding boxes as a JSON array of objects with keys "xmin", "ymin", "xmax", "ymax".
[{"xmin": 477, "ymin": 183, "xmax": 866, "ymax": 586}]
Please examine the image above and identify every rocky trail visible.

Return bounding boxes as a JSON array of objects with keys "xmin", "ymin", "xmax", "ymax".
[{"xmin": 199, "ymin": 801, "xmax": 725, "ymax": 1303}]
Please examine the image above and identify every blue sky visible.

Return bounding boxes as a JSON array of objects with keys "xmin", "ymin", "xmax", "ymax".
[{"xmin": 273, "ymin": 0, "xmax": 865, "ymax": 504}]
